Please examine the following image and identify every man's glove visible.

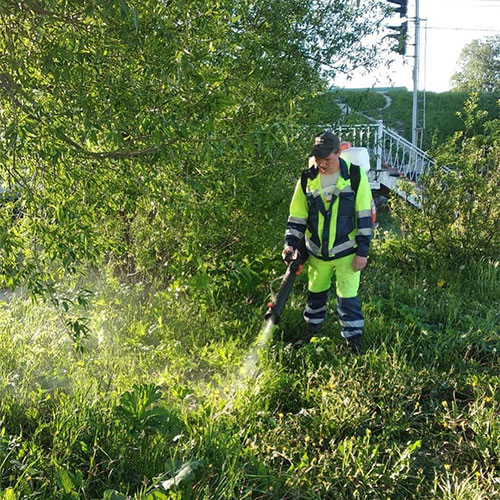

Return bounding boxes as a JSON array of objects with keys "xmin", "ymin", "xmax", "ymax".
[
  {"xmin": 282, "ymin": 246, "xmax": 303, "ymax": 275},
  {"xmin": 282, "ymin": 246, "xmax": 295, "ymax": 264}
]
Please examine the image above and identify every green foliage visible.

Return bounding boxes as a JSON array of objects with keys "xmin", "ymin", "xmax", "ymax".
[
  {"xmin": 0, "ymin": 0, "xmax": 389, "ymax": 306},
  {"xmin": 451, "ymin": 35, "xmax": 500, "ymax": 93},
  {"xmin": 158, "ymin": 460, "xmax": 203, "ymax": 492},
  {"xmin": 55, "ymin": 468, "xmax": 83, "ymax": 499},
  {"xmin": 0, "ymin": 243, "xmax": 499, "ymax": 498},
  {"xmin": 392, "ymin": 94, "xmax": 500, "ymax": 265},
  {"xmin": 116, "ymin": 384, "xmax": 171, "ymax": 436},
  {"xmin": 300, "ymin": 91, "xmax": 343, "ymax": 127},
  {"xmin": 336, "ymin": 89, "xmax": 386, "ymax": 114},
  {"xmin": 0, "ymin": 490, "xmax": 18, "ymax": 500},
  {"xmin": 100, "ymin": 492, "xmax": 128, "ymax": 500}
]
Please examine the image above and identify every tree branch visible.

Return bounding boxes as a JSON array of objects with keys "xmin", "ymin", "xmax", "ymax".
[
  {"xmin": 2, "ymin": 0, "xmax": 85, "ymax": 26},
  {"xmin": 0, "ymin": 72, "xmax": 175, "ymax": 160}
]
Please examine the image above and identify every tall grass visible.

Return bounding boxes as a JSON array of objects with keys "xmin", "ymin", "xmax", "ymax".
[{"xmin": 0, "ymin": 213, "xmax": 498, "ymax": 499}]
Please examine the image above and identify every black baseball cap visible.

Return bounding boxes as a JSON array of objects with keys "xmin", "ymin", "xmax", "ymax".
[{"xmin": 310, "ymin": 131, "xmax": 340, "ymax": 158}]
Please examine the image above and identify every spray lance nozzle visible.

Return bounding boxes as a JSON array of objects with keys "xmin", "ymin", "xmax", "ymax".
[{"xmin": 264, "ymin": 248, "xmax": 305, "ymax": 324}]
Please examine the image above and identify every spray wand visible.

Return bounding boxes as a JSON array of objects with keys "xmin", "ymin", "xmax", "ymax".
[
  {"xmin": 264, "ymin": 248, "xmax": 306, "ymax": 325},
  {"xmin": 239, "ymin": 248, "xmax": 307, "ymax": 378}
]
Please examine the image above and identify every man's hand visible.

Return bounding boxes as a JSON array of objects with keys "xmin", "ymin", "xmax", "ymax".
[
  {"xmin": 352, "ymin": 255, "xmax": 368, "ymax": 272},
  {"xmin": 282, "ymin": 246, "xmax": 303, "ymax": 274},
  {"xmin": 282, "ymin": 246, "xmax": 295, "ymax": 265}
]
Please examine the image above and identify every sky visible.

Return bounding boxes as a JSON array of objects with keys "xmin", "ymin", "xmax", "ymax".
[{"xmin": 334, "ymin": 0, "xmax": 500, "ymax": 92}]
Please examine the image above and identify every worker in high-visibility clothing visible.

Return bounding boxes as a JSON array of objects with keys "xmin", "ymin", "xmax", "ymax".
[{"xmin": 283, "ymin": 131, "xmax": 372, "ymax": 352}]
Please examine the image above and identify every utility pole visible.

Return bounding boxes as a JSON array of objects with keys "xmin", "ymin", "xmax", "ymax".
[{"xmin": 411, "ymin": 0, "xmax": 420, "ymax": 147}]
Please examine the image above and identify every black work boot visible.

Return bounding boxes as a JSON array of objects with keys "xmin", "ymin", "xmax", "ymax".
[
  {"xmin": 345, "ymin": 335, "xmax": 362, "ymax": 355},
  {"xmin": 294, "ymin": 324, "xmax": 321, "ymax": 349}
]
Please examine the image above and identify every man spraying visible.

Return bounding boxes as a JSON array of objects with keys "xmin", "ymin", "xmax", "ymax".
[{"xmin": 283, "ymin": 131, "xmax": 372, "ymax": 352}]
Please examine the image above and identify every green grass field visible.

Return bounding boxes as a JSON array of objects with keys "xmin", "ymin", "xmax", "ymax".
[
  {"xmin": 333, "ymin": 88, "xmax": 500, "ymax": 151},
  {"xmin": 1, "ymin": 213, "xmax": 498, "ymax": 499}
]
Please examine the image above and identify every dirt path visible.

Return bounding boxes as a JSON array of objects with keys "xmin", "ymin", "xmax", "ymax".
[
  {"xmin": 380, "ymin": 92, "xmax": 392, "ymax": 111},
  {"xmin": 336, "ymin": 90, "xmax": 392, "ymax": 121}
]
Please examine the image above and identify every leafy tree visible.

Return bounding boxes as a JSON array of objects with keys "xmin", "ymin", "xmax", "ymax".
[
  {"xmin": 450, "ymin": 35, "xmax": 500, "ymax": 92},
  {"xmin": 392, "ymin": 94, "xmax": 500, "ymax": 267},
  {"xmin": 0, "ymin": 0, "xmax": 390, "ymax": 320}
]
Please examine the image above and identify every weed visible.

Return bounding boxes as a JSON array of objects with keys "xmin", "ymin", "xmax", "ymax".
[{"xmin": 1, "ymin": 217, "xmax": 499, "ymax": 499}]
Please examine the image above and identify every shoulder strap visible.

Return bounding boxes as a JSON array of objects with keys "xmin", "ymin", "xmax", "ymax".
[
  {"xmin": 300, "ymin": 169, "xmax": 309, "ymax": 194},
  {"xmin": 301, "ymin": 164, "xmax": 358, "ymax": 195},
  {"xmin": 300, "ymin": 166, "xmax": 318, "ymax": 194},
  {"xmin": 350, "ymin": 163, "xmax": 361, "ymax": 194}
]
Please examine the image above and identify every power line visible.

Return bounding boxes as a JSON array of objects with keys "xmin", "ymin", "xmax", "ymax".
[
  {"xmin": 434, "ymin": 0, "xmax": 500, "ymax": 3},
  {"xmin": 425, "ymin": 26, "xmax": 500, "ymax": 32},
  {"xmin": 423, "ymin": 1, "xmax": 500, "ymax": 9}
]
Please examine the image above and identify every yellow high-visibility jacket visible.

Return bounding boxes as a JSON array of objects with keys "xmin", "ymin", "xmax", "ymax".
[{"xmin": 285, "ymin": 159, "xmax": 372, "ymax": 260}]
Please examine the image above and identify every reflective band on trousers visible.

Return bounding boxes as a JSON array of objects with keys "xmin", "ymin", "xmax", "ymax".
[
  {"xmin": 306, "ymin": 317, "xmax": 323, "ymax": 324},
  {"xmin": 340, "ymin": 319, "xmax": 365, "ymax": 328},
  {"xmin": 343, "ymin": 330, "xmax": 362, "ymax": 339},
  {"xmin": 305, "ymin": 305, "xmax": 327, "ymax": 314},
  {"xmin": 357, "ymin": 209, "xmax": 371, "ymax": 218},
  {"xmin": 356, "ymin": 228, "xmax": 372, "ymax": 236}
]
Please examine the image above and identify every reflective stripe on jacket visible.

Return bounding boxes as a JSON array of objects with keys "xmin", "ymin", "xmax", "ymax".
[{"xmin": 285, "ymin": 158, "xmax": 372, "ymax": 261}]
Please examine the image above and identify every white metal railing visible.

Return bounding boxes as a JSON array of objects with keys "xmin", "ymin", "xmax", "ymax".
[{"xmin": 335, "ymin": 121, "xmax": 435, "ymax": 184}]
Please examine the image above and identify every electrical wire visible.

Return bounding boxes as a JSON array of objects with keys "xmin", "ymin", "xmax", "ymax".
[{"xmin": 425, "ymin": 26, "xmax": 500, "ymax": 32}]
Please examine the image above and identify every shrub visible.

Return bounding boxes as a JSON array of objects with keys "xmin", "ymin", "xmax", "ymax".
[{"xmin": 392, "ymin": 94, "xmax": 500, "ymax": 267}]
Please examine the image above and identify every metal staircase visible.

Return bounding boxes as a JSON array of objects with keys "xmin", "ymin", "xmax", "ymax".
[{"xmin": 334, "ymin": 121, "xmax": 435, "ymax": 207}]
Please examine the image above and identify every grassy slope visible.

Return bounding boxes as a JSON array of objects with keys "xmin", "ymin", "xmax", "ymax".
[
  {"xmin": 334, "ymin": 89, "xmax": 500, "ymax": 151},
  {"xmin": 0, "ymin": 211, "xmax": 499, "ymax": 499}
]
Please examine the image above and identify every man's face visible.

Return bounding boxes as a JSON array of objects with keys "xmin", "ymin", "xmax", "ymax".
[{"xmin": 315, "ymin": 149, "xmax": 340, "ymax": 175}]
